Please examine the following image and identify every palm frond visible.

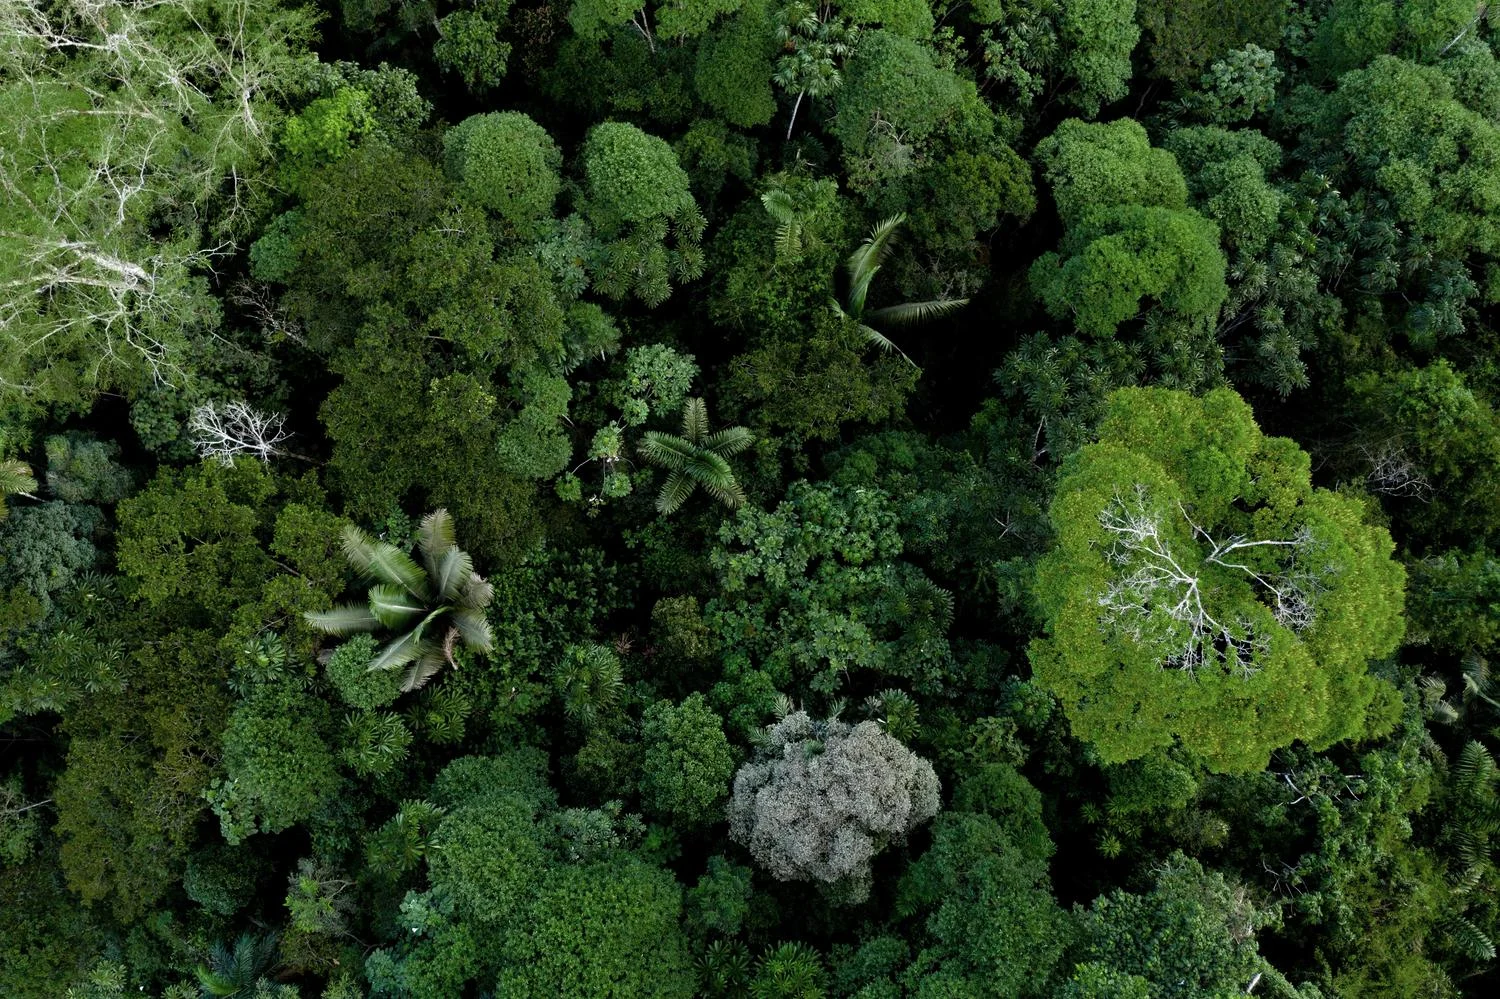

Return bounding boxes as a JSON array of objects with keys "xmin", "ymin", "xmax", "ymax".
[
  {"xmin": 369, "ymin": 630, "xmax": 439, "ymax": 674},
  {"xmin": 761, "ymin": 189, "xmax": 797, "ymax": 223},
  {"xmin": 416, "ymin": 508, "xmax": 456, "ymax": 576},
  {"xmin": 459, "ymin": 574, "xmax": 494, "ymax": 611},
  {"xmin": 0, "ymin": 459, "xmax": 36, "ymax": 495},
  {"xmin": 704, "ymin": 425, "xmax": 755, "ymax": 457},
  {"xmin": 688, "ymin": 452, "xmax": 747, "ymax": 509},
  {"xmin": 865, "ymin": 296, "xmax": 969, "ymax": 328},
  {"xmin": 430, "ymin": 547, "xmax": 475, "ymax": 603},
  {"xmin": 304, "ymin": 603, "xmax": 382, "ymax": 636},
  {"xmin": 369, "ymin": 583, "xmax": 428, "ymax": 629},
  {"xmin": 681, "ymin": 397, "xmax": 710, "ymax": 445},
  {"xmin": 857, "ymin": 322, "xmax": 917, "ymax": 368},
  {"xmin": 341, "ymin": 525, "xmax": 430, "ymax": 599},
  {"xmin": 639, "ymin": 431, "xmax": 695, "ymax": 472},
  {"xmin": 402, "ymin": 649, "xmax": 450, "ymax": 692},
  {"xmin": 451, "ymin": 606, "xmax": 493, "ymax": 652},
  {"xmin": 846, "ymin": 213, "xmax": 906, "ymax": 316},
  {"xmin": 656, "ymin": 470, "xmax": 700, "ymax": 515}
]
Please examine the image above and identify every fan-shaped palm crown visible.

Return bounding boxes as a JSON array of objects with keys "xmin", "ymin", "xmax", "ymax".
[
  {"xmin": 832, "ymin": 212, "xmax": 969, "ymax": 367},
  {"xmin": 638, "ymin": 398, "xmax": 754, "ymax": 515},
  {"xmin": 304, "ymin": 509, "xmax": 494, "ymax": 692}
]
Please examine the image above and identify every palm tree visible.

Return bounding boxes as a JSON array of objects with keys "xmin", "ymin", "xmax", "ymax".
[
  {"xmin": 638, "ymin": 398, "xmax": 754, "ymax": 514},
  {"xmin": 0, "ymin": 458, "xmax": 36, "ymax": 520},
  {"xmin": 195, "ymin": 932, "xmax": 279, "ymax": 998},
  {"xmin": 304, "ymin": 509, "xmax": 494, "ymax": 692},
  {"xmin": 831, "ymin": 212, "xmax": 969, "ymax": 368}
]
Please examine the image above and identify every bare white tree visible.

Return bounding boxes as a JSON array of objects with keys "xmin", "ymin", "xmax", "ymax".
[
  {"xmin": 1361, "ymin": 442, "xmax": 1432, "ymax": 500},
  {"xmin": 0, "ymin": 0, "xmax": 316, "ymax": 402},
  {"xmin": 728, "ymin": 711, "xmax": 940, "ymax": 904},
  {"xmin": 1096, "ymin": 485, "xmax": 1328, "ymax": 675},
  {"xmin": 188, "ymin": 400, "xmax": 290, "ymax": 465}
]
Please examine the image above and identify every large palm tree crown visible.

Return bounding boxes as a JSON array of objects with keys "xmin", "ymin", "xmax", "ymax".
[
  {"xmin": 304, "ymin": 509, "xmax": 494, "ymax": 692},
  {"xmin": 637, "ymin": 397, "xmax": 754, "ymax": 515}
]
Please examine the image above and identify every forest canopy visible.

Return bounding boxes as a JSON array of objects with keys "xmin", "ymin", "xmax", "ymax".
[{"xmin": 3, "ymin": 1, "xmax": 1500, "ymax": 997}]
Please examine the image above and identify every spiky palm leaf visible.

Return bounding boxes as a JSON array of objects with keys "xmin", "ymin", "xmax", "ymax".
[
  {"xmin": 639, "ymin": 399, "xmax": 753, "ymax": 515},
  {"xmin": 369, "ymin": 626, "xmax": 441, "ymax": 674},
  {"xmin": 430, "ymin": 547, "xmax": 475, "ymax": 604},
  {"xmin": 638, "ymin": 431, "xmax": 696, "ymax": 472},
  {"xmin": 459, "ymin": 574, "xmax": 494, "ymax": 611},
  {"xmin": 196, "ymin": 932, "xmax": 279, "ymax": 998},
  {"xmin": 655, "ymin": 471, "xmax": 700, "ymax": 515},
  {"xmin": 369, "ymin": 584, "xmax": 427, "ymax": 629},
  {"xmin": 451, "ymin": 607, "xmax": 494, "ymax": 652},
  {"xmin": 416, "ymin": 508, "xmax": 457, "ymax": 577},
  {"xmin": 681, "ymin": 396, "xmax": 710, "ymax": 445},
  {"xmin": 704, "ymin": 426, "xmax": 756, "ymax": 458},
  {"xmin": 845, "ymin": 213, "xmax": 906, "ymax": 316},
  {"xmin": 340, "ymin": 525, "xmax": 429, "ymax": 600},
  {"xmin": 865, "ymin": 297, "xmax": 970, "ymax": 328},
  {"xmin": 402, "ymin": 649, "xmax": 451, "ymax": 693},
  {"xmin": 0, "ymin": 459, "xmax": 36, "ymax": 520},
  {"xmin": 688, "ymin": 452, "xmax": 746, "ymax": 509},
  {"xmin": 305, "ymin": 603, "xmax": 381, "ymax": 636},
  {"xmin": 1442, "ymin": 911, "xmax": 1497, "ymax": 962}
]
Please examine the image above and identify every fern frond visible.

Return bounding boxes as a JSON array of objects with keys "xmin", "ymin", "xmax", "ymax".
[
  {"xmin": 459, "ymin": 574, "xmax": 494, "ymax": 611},
  {"xmin": 681, "ymin": 397, "xmax": 710, "ymax": 444},
  {"xmin": 369, "ymin": 630, "xmax": 439, "ymax": 674},
  {"xmin": 402, "ymin": 650, "xmax": 450, "ymax": 693},
  {"xmin": 846, "ymin": 213, "xmax": 906, "ymax": 316},
  {"xmin": 857, "ymin": 323, "xmax": 917, "ymax": 368},
  {"xmin": 451, "ymin": 606, "xmax": 493, "ymax": 653},
  {"xmin": 1442, "ymin": 911, "xmax": 1496, "ymax": 962}
]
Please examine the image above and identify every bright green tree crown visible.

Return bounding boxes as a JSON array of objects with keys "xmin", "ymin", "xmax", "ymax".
[{"xmin": 1030, "ymin": 387, "xmax": 1406, "ymax": 772}]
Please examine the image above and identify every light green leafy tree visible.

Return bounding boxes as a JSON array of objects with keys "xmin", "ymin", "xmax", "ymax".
[
  {"xmin": 1030, "ymin": 387, "xmax": 1407, "ymax": 772},
  {"xmin": 305, "ymin": 509, "xmax": 495, "ymax": 693}
]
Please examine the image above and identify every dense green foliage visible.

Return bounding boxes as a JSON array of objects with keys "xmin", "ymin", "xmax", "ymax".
[{"xmin": 5, "ymin": 2, "xmax": 1500, "ymax": 996}]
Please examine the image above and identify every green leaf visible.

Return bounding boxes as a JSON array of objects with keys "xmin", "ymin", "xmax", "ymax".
[
  {"xmin": 855, "ymin": 322, "xmax": 917, "ymax": 368},
  {"xmin": 681, "ymin": 397, "xmax": 709, "ymax": 445},
  {"xmin": 703, "ymin": 426, "xmax": 755, "ymax": 457},
  {"xmin": 402, "ymin": 650, "xmax": 450, "ymax": 693},
  {"xmin": 304, "ymin": 603, "xmax": 382, "ymax": 636},
  {"xmin": 865, "ymin": 297, "xmax": 969, "ymax": 328},
  {"xmin": 846, "ymin": 213, "xmax": 905, "ymax": 316}
]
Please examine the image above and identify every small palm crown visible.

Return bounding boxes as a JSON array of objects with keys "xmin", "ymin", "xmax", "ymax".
[
  {"xmin": 637, "ymin": 397, "xmax": 754, "ymax": 514},
  {"xmin": 304, "ymin": 509, "xmax": 494, "ymax": 692},
  {"xmin": 832, "ymin": 212, "xmax": 970, "ymax": 367}
]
